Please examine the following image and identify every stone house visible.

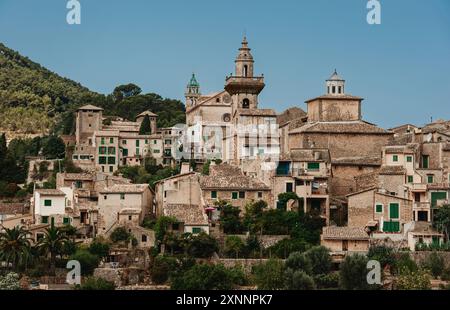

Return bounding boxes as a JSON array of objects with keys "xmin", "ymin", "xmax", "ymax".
[
  {"xmin": 33, "ymin": 189, "xmax": 72, "ymax": 226},
  {"xmin": 163, "ymin": 204, "xmax": 209, "ymax": 235},
  {"xmin": 321, "ymin": 226, "xmax": 370, "ymax": 253}
]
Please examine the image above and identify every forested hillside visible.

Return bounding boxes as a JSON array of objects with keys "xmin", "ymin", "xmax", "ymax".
[{"xmin": 0, "ymin": 43, "xmax": 185, "ymax": 137}]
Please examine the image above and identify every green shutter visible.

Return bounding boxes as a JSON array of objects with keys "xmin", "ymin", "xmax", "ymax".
[
  {"xmin": 422, "ymin": 155, "xmax": 429, "ymax": 168},
  {"xmin": 427, "ymin": 175, "xmax": 434, "ymax": 184},
  {"xmin": 211, "ymin": 191, "xmax": 217, "ymax": 199},
  {"xmin": 63, "ymin": 217, "xmax": 70, "ymax": 224},
  {"xmin": 99, "ymin": 156, "xmax": 107, "ymax": 164},
  {"xmin": 393, "ymin": 155, "xmax": 398, "ymax": 162},
  {"xmin": 136, "ymin": 140, "xmax": 140, "ymax": 147},
  {"xmin": 122, "ymin": 148, "xmax": 128, "ymax": 156},
  {"xmin": 389, "ymin": 203, "xmax": 399, "ymax": 219},
  {"xmin": 108, "ymin": 157, "xmax": 116, "ymax": 165},
  {"xmin": 407, "ymin": 156, "xmax": 412, "ymax": 163},
  {"xmin": 232, "ymin": 192, "xmax": 238, "ymax": 199},
  {"xmin": 307, "ymin": 162, "xmax": 320, "ymax": 170},
  {"xmin": 44, "ymin": 199, "xmax": 52, "ymax": 207},
  {"xmin": 192, "ymin": 227, "xmax": 202, "ymax": 234},
  {"xmin": 407, "ymin": 176, "xmax": 413, "ymax": 183},
  {"xmin": 431, "ymin": 192, "xmax": 447, "ymax": 207},
  {"xmin": 375, "ymin": 204, "xmax": 383, "ymax": 213}
]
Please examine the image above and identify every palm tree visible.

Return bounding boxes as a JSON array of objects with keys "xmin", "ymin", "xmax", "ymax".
[
  {"xmin": 37, "ymin": 225, "xmax": 69, "ymax": 275},
  {"xmin": 0, "ymin": 226, "xmax": 32, "ymax": 271}
]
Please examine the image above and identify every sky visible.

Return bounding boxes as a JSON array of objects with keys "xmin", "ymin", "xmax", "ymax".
[{"xmin": 0, "ymin": 0, "xmax": 449, "ymax": 128}]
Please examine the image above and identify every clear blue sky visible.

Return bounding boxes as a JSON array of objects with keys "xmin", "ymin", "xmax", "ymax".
[{"xmin": 1, "ymin": 0, "xmax": 449, "ymax": 128}]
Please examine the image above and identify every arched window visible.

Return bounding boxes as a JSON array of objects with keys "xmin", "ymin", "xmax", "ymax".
[
  {"xmin": 242, "ymin": 98, "xmax": 250, "ymax": 109},
  {"xmin": 243, "ymin": 65, "xmax": 248, "ymax": 77}
]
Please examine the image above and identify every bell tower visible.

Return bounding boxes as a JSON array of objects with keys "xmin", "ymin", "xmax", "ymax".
[
  {"xmin": 326, "ymin": 70, "xmax": 345, "ymax": 95},
  {"xmin": 225, "ymin": 37, "xmax": 265, "ymax": 116},
  {"xmin": 185, "ymin": 73, "xmax": 201, "ymax": 109}
]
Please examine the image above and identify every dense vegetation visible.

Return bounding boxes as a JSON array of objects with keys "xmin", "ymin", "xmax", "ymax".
[{"xmin": 0, "ymin": 43, "xmax": 185, "ymax": 136}]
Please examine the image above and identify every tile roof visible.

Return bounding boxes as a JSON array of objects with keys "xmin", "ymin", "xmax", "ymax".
[
  {"xmin": 322, "ymin": 226, "xmax": 369, "ymax": 240},
  {"xmin": 0, "ymin": 202, "xmax": 27, "ymax": 215},
  {"xmin": 137, "ymin": 110, "xmax": 158, "ymax": 117},
  {"xmin": 35, "ymin": 189, "xmax": 66, "ymax": 196},
  {"xmin": 77, "ymin": 104, "xmax": 103, "ymax": 111},
  {"xmin": 332, "ymin": 156, "xmax": 381, "ymax": 166},
  {"xmin": 163, "ymin": 204, "xmax": 208, "ymax": 226},
  {"xmin": 379, "ymin": 165, "xmax": 406, "ymax": 175},
  {"xmin": 305, "ymin": 94, "xmax": 363, "ymax": 103},
  {"xmin": 279, "ymin": 148, "xmax": 330, "ymax": 162},
  {"xmin": 60, "ymin": 173, "xmax": 94, "ymax": 181},
  {"xmin": 201, "ymin": 164, "xmax": 269, "ymax": 190},
  {"xmin": 277, "ymin": 107, "xmax": 307, "ymax": 126},
  {"xmin": 289, "ymin": 121, "xmax": 390, "ymax": 135},
  {"xmin": 99, "ymin": 184, "xmax": 149, "ymax": 194}
]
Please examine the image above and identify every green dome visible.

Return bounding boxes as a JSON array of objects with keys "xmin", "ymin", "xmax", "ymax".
[{"xmin": 188, "ymin": 73, "xmax": 200, "ymax": 87}]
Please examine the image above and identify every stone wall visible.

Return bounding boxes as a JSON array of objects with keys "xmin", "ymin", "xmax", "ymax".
[
  {"xmin": 227, "ymin": 235, "xmax": 289, "ymax": 249},
  {"xmin": 93, "ymin": 267, "xmax": 145, "ymax": 287},
  {"xmin": 409, "ymin": 251, "xmax": 450, "ymax": 268}
]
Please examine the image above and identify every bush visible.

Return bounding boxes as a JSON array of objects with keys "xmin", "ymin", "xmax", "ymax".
[
  {"xmin": 89, "ymin": 238, "xmax": 110, "ymax": 258},
  {"xmin": 339, "ymin": 254, "xmax": 376, "ymax": 290},
  {"xmin": 171, "ymin": 264, "xmax": 244, "ymax": 290},
  {"xmin": 268, "ymin": 238, "xmax": 310, "ymax": 259},
  {"xmin": 69, "ymin": 250, "xmax": 100, "ymax": 276},
  {"xmin": 219, "ymin": 204, "xmax": 243, "ymax": 234},
  {"xmin": 15, "ymin": 188, "xmax": 28, "ymax": 199},
  {"xmin": 76, "ymin": 277, "xmax": 116, "ymax": 290},
  {"xmin": 0, "ymin": 273, "xmax": 20, "ymax": 290},
  {"xmin": 367, "ymin": 245, "xmax": 396, "ymax": 268},
  {"xmin": 396, "ymin": 269, "xmax": 431, "ymax": 290},
  {"xmin": 150, "ymin": 255, "xmax": 178, "ymax": 285},
  {"xmin": 110, "ymin": 227, "xmax": 131, "ymax": 243},
  {"xmin": 441, "ymin": 267, "xmax": 450, "ymax": 281},
  {"xmin": 421, "ymin": 252, "xmax": 445, "ymax": 278},
  {"xmin": 284, "ymin": 270, "xmax": 316, "ymax": 290},
  {"xmin": 224, "ymin": 236, "xmax": 245, "ymax": 258},
  {"xmin": 187, "ymin": 232, "xmax": 218, "ymax": 258},
  {"xmin": 314, "ymin": 272, "xmax": 340, "ymax": 289},
  {"xmin": 393, "ymin": 253, "xmax": 417, "ymax": 275},
  {"xmin": 285, "ymin": 252, "xmax": 313, "ymax": 275},
  {"xmin": 304, "ymin": 246, "xmax": 331, "ymax": 275},
  {"xmin": 252, "ymin": 259, "xmax": 285, "ymax": 290}
]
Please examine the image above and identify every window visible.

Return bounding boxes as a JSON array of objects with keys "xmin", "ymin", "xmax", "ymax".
[
  {"xmin": 258, "ymin": 192, "xmax": 263, "ymax": 199},
  {"xmin": 122, "ymin": 148, "xmax": 128, "ymax": 157},
  {"xmin": 120, "ymin": 193, "xmax": 125, "ymax": 200},
  {"xmin": 136, "ymin": 140, "xmax": 140, "ymax": 147},
  {"xmin": 286, "ymin": 182, "xmax": 294, "ymax": 193},
  {"xmin": 153, "ymin": 149, "xmax": 160, "ymax": 153},
  {"xmin": 165, "ymin": 139, "xmax": 172, "ymax": 145},
  {"xmin": 145, "ymin": 139, "xmax": 148, "ymax": 144},
  {"xmin": 389, "ymin": 203, "xmax": 400, "ymax": 219},
  {"xmin": 99, "ymin": 157, "xmax": 107, "ymax": 164},
  {"xmin": 406, "ymin": 156, "xmax": 413, "ymax": 163},
  {"xmin": 44, "ymin": 199, "xmax": 52, "ymax": 207},
  {"xmin": 110, "ymin": 137, "xmax": 114, "ymax": 144},
  {"xmin": 108, "ymin": 147, "xmax": 116, "ymax": 155},
  {"xmin": 128, "ymin": 215, "xmax": 132, "ymax": 221},
  {"xmin": 192, "ymin": 227, "xmax": 202, "ymax": 234},
  {"xmin": 104, "ymin": 195, "xmax": 107, "ymax": 200},
  {"xmin": 99, "ymin": 147, "xmax": 107, "ymax": 155},
  {"xmin": 172, "ymin": 223, "xmax": 179, "ymax": 230},
  {"xmin": 63, "ymin": 217, "xmax": 70, "ymax": 225},
  {"xmin": 109, "ymin": 166, "xmax": 113, "ymax": 173},
  {"xmin": 232, "ymin": 192, "xmax": 238, "ymax": 200},
  {"xmin": 383, "ymin": 221, "xmax": 400, "ymax": 233},
  {"xmin": 407, "ymin": 176, "xmax": 414, "ymax": 183},
  {"xmin": 108, "ymin": 157, "xmax": 115, "ymax": 165},
  {"xmin": 427, "ymin": 175, "xmax": 434, "ymax": 184},
  {"xmin": 101, "ymin": 137, "xmax": 105, "ymax": 145},
  {"xmin": 375, "ymin": 204, "xmax": 383, "ymax": 213},
  {"xmin": 142, "ymin": 235, "xmax": 147, "ymax": 242},
  {"xmin": 211, "ymin": 191, "xmax": 217, "ymax": 199},
  {"xmin": 136, "ymin": 148, "xmax": 140, "ymax": 156},
  {"xmin": 307, "ymin": 162, "xmax": 320, "ymax": 170},
  {"xmin": 75, "ymin": 181, "xmax": 82, "ymax": 189},
  {"xmin": 332, "ymin": 86, "xmax": 336, "ymax": 93},
  {"xmin": 154, "ymin": 140, "xmax": 157, "ymax": 144},
  {"xmin": 393, "ymin": 155, "xmax": 398, "ymax": 162},
  {"xmin": 422, "ymin": 155, "xmax": 429, "ymax": 168},
  {"xmin": 122, "ymin": 140, "xmax": 127, "ymax": 145},
  {"xmin": 72, "ymin": 155, "xmax": 79, "ymax": 160},
  {"xmin": 41, "ymin": 216, "xmax": 49, "ymax": 224},
  {"xmin": 239, "ymin": 191, "xmax": 245, "ymax": 199}
]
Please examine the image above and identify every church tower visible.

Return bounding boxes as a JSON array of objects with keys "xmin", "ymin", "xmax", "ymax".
[
  {"xmin": 225, "ymin": 37, "xmax": 265, "ymax": 116},
  {"xmin": 326, "ymin": 70, "xmax": 345, "ymax": 95},
  {"xmin": 185, "ymin": 73, "xmax": 201, "ymax": 109}
]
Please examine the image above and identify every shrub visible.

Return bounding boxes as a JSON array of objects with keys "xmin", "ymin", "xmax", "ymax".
[
  {"xmin": 252, "ymin": 259, "xmax": 285, "ymax": 290},
  {"xmin": 150, "ymin": 255, "xmax": 178, "ymax": 285},
  {"xmin": 393, "ymin": 253, "xmax": 418, "ymax": 275},
  {"xmin": 76, "ymin": 277, "xmax": 116, "ymax": 290},
  {"xmin": 69, "ymin": 249, "xmax": 100, "ymax": 276},
  {"xmin": 89, "ymin": 238, "xmax": 110, "ymax": 258},
  {"xmin": 396, "ymin": 269, "xmax": 431, "ymax": 290},
  {"xmin": 339, "ymin": 254, "xmax": 376, "ymax": 290},
  {"xmin": 284, "ymin": 269, "xmax": 316, "ymax": 290},
  {"xmin": 304, "ymin": 246, "xmax": 331, "ymax": 275},
  {"xmin": 367, "ymin": 245, "xmax": 396, "ymax": 268},
  {"xmin": 0, "ymin": 273, "xmax": 20, "ymax": 290},
  {"xmin": 314, "ymin": 272, "xmax": 340, "ymax": 289},
  {"xmin": 224, "ymin": 236, "xmax": 245, "ymax": 258},
  {"xmin": 110, "ymin": 227, "xmax": 131, "ymax": 243},
  {"xmin": 441, "ymin": 267, "xmax": 450, "ymax": 281},
  {"xmin": 187, "ymin": 232, "xmax": 218, "ymax": 258},
  {"xmin": 285, "ymin": 252, "xmax": 313, "ymax": 275},
  {"xmin": 421, "ymin": 252, "xmax": 445, "ymax": 278},
  {"xmin": 268, "ymin": 238, "xmax": 310, "ymax": 259}
]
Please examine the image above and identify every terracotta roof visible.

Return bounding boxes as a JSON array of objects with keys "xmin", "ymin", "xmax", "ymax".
[
  {"xmin": 35, "ymin": 189, "xmax": 66, "ymax": 196},
  {"xmin": 163, "ymin": 204, "xmax": 208, "ymax": 226},
  {"xmin": 277, "ymin": 107, "xmax": 307, "ymax": 126},
  {"xmin": 332, "ymin": 156, "xmax": 381, "ymax": 166},
  {"xmin": 237, "ymin": 108, "xmax": 277, "ymax": 117},
  {"xmin": 384, "ymin": 143, "xmax": 419, "ymax": 154},
  {"xmin": 137, "ymin": 110, "xmax": 158, "ymax": 117},
  {"xmin": 379, "ymin": 165, "xmax": 406, "ymax": 175},
  {"xmin": 0, "ymin": 203, "xmax": 27, "ymax": 215},
  {"xmin": 99, "ymin": 184, "xmax": 149, "ymax": 194},
  {"xmin": 60, "ymin": 173, "xmax": 94, "ymax": 181},
  {"xmin": 305, "ymin": 94, "xmax": 363, "ymax": 103},
  {"xmin": 322, "ymin": 226, "xmax": 369, "ymax": 240},
  {"xmin": 201, "ymin": 164, "xmax": 269, "ymax": 191},
  {"xmin": 77, "ymin": 104, "xmax": 103, "ymax": 111},
  {"xmin": 289, "ymin": 121, "xmax": 390, "ymax": 135}
]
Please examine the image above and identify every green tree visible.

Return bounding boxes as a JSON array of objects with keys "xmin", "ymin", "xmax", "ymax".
[
  {"xmin": 110, "ymin": 227, "xmax": 131, "ymax": 243},
  {"xmin": 421, "ymin": 252, "xmax": 445, "ymax": 278},
  {"xmin": 0, "ymin": 226, "xmax": 32, "ymax": 270},
  {"xmin": 187, "ymin": 232, "xmax": 219, "ymax": 258},
  {"xmin": 396, "ymin": 269, "xmax": 432, "ymax": 290},
  {"xmin": 113, "ymin": 83, "xmax": 142, "ymax": 101},
  {"xmin": 70, "ymin": 249, "xmax": 101, "ymax": 276},
  {"xmin": 89, "ymin": 238, "xmax": 111, "ymax": 258},
  {"xmin": 76, "ymin": 277, "xmax": 115, "ymax": 290},
  {"xmin": 252, "ymin": 259, "xmax": 285, "ymax": 290},
  {"xmin": 37, "ymin": 226, "xmax": 69, "ymax": 274},
  {"xmin": 224, "ymin": 236, "xmax": 245, "ymax": 258},
  {"xmin": 42, "ymin": 136, "xmax": 65, "ymax": 159},
  {"xmin": 339, "ymin": 254, "xmax": 374, "ymax": 290},
  {"xmin": 285, "ymin": 252, "xmax": 313, "ymax": 275},
  {"xmin": 434, "ymin": 205, "xmax": 450, "ymax": 241},
  {"xmin": 367, "ymin": 245, "xmax": 396, "ymax": 269},
  {"xmin": 219, "ymin": 202, "xmax": 243, "ymax": 234},
  {"xmin": 139, "ymin": 114, "xmax": 152, "ymax": 134},
  {"xmin": 304, "ymin": 246, "xmax": 332, "ymax": 275},
  {"xmin": 268, "ymin": 238, "xmax": 310, "ymax": 259},
  {"xmin": 150, "ymin": 255, "xmax": 178, "ymax": 284},
  {"xmin": 284, "ymin": 270, "xmax": 316, "ymax": 290}
]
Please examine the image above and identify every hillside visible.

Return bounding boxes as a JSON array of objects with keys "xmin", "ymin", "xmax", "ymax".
[{"xmin": 0, "ymin": 43, "xmax": 185, "ymax": 138}]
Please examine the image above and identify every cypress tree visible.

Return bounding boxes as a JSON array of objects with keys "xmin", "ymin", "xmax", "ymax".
[{"xmin": 139, "ymin": 115, "xmax": 152, "ymax": 135}]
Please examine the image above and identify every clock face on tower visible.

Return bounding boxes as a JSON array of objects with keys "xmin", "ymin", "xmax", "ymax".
[{"xmin": 222, "ymin": 113, "xmax": 231, "ymax": 122}]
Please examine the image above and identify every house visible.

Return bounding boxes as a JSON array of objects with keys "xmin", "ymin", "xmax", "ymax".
[
  {"xmin": 97, "ymin": 184, "xmax": 152, "ymax": 236},
  {"xmin": 33, "ymin": 189, "xmax": 72, "ymax": 226},
  {"xmin": 163, "ymin": 204, "xmax": 209, "ymax": 235},
  {"xmin": 321, "ymin": 226, "xmax": 370, "ymax": 253}
]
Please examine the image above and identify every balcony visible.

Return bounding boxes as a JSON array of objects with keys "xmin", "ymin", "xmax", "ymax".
[
  {"xmin": 410, "ymin": 183, "xmax": 427, "ymax": 192},
  {"xmin": 413, "ymin": 202, "xmax": 431, "ymax": 210}
]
